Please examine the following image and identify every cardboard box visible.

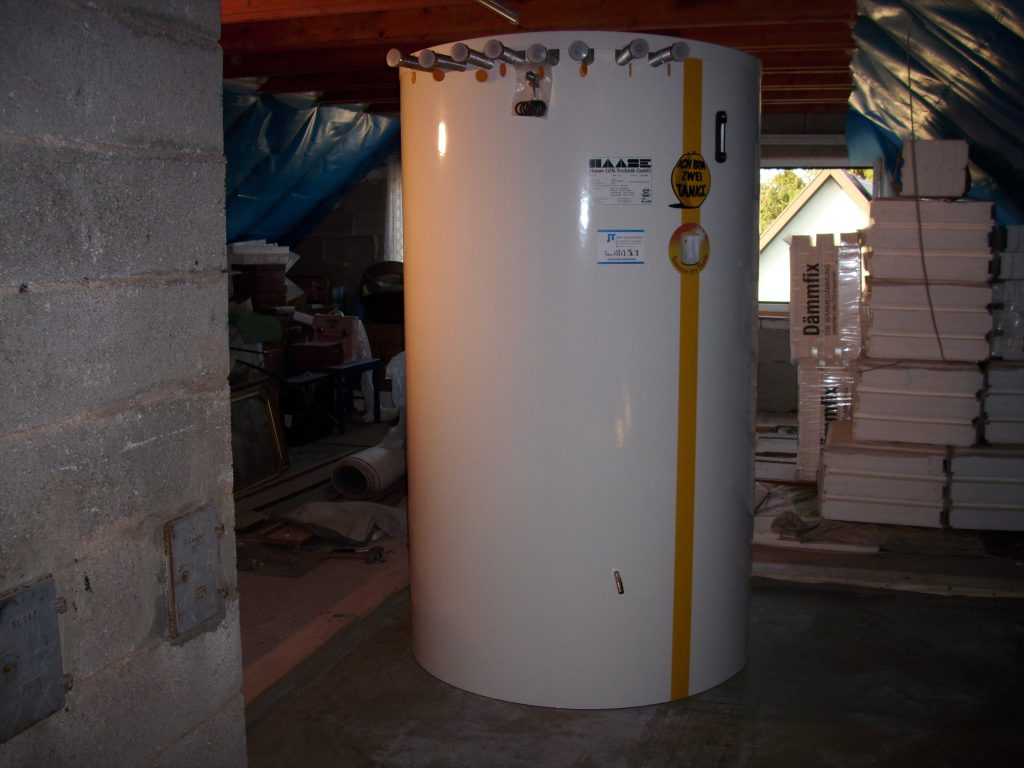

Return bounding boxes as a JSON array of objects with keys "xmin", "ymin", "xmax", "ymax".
[
  {"xmin": 312, "ymin": 314, "xmax": 361, "ymax": 362},
  {"xmin": 288, "ymin": 340, "xmax": 345, "ymax": 369},
  {"xmin": 796, "ymin": 363, "xmax": 854, "ymax": 482},
  {"xmin": 789, "ymin": 233, "xmax": 862, "ymax": 364}
]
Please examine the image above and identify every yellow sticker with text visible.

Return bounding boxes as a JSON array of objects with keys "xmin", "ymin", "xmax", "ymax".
[
  {"xmin": 670, "ymin": 152, "xmax": 710, "ymax": 208},
  {"xmin": 668, "ymin": 223, "xmax": 710, "ymax": 274}
]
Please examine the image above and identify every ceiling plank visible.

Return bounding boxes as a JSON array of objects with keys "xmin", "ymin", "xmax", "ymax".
[
  {"xmin": 221, "ymin": 0, "xmax": 855, "ymax": 54},
  {"xmin": 223, "ymin": 0, "xmax": 476, "ymax": 24},
  {"xmin": 222, "ymin": 0, "xmax": 858, "ymax": 115},
  {"xmin": 224, "ymin": 24, "xmax": 854, "ymax": 81}
]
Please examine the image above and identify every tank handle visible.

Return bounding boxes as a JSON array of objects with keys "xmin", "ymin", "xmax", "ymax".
[{"xmin": 715, "ymin": 111, "xmax": 728, "ymax": 163}]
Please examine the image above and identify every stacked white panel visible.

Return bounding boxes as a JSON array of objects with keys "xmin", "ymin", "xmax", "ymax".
[
  {"xmin": 861, "ymin": 198, "xmax": 993, "ymax": 363},
  {"xmin": 898, "ymin": 140, "xmax": 970, "ymax": 198},
  {"xmin": 991, "ymin": 276, "xmax": 1024, "ymax": 361},
  {"xmin": 983, "ymin": 363, "xmax": 1024, "ymax": 445},
  {"xmin": 852, "ymin": 360, "xmax": 982, "ymax": 446},
  {"xmin": 949, "ymin": 447, "xmax": 1024, "ymax": 531},
  {"xmin": 995, "ymin": 225, "xmax": 1024, "ymax": 281},
  {"xmin": 863, "ymin": 279, "xmax": 992, "ymax": 362},
  {"xmin": 821, "ymin": 422, "xmax": 946, "ymax": 528}
]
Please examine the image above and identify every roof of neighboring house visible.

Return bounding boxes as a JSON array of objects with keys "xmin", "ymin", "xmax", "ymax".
[{"xmin": 759, "ymin": 169, "xmax": 871, "ymax": 252}]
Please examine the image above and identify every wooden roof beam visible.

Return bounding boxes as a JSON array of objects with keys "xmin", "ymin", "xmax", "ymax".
[{"xmin": 221, "ymin": 0, "xmax": 855, "ymax": 54}]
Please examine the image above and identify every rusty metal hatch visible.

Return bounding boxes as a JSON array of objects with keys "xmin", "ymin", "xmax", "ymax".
[
  {"xmin": 164, "ymin": 507, "xmax": 224, "ymax": 639},
  {"xmin": 1, "ymin": 575, "xmax": 68, "ymax": 743}
]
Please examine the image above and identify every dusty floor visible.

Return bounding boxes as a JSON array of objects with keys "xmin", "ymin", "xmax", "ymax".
[{"xmin": 246, "ymin": 579, "xmax": 1024, "ymax": 768}]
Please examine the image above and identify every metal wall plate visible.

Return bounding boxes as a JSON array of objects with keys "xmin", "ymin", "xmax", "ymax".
[
  {"xmin": 164, "ymin": 507, "xmax": 223, "ymax": 639},
  {"xmin": 1, "ymin": 576, "xmax": 66, "ymax": 743}
]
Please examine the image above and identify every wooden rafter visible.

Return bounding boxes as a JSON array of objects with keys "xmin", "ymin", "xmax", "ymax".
[{"xmin": 221, "ymin": 0, "xmax": 858, "ymax": 114}]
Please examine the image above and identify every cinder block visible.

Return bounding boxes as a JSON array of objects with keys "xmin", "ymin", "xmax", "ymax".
[
  {"xmin": 0, "ymin": 143, "xmax": 225, "ymax": 286},
  {"xmin": 0, "ymin": 389, "xmax": 236, "ymax": 676},
  {"xmin": 107, "ymin": 1, "xmax": 222, "ymax": 39},
  {"xmin": 0, "ymin": 602, "xmax": 243, "ymax": 768},
  {"xmin": 0, "ymin": 0, "xmax": 221, "ymax": 151},
  {"xmin": 0, "ymin": 273, "xmax": 229, "ymax": 434},
  {"xmin": 143, "ymin": 693, "xmax": 247, "ymax": 768}
]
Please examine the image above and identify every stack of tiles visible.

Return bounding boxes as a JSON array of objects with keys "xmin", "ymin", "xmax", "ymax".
[
  {"xmin": 991, "ymin": 226, "xmax": 1024, "ymax": 360},
  {"xmin": 790, "ymin": 233, "xmax": 862, "ymax": 481},
  {"xmin": 983, "ymin": 363, "xmax": 1024, "ymax": 445},
  {"xmin": 948, "ymin": 447, "xmax": 1024, "ymax": 532},
  {"xmin": 862, "ymin": 199, "xmax": 994, "ymax": 362},
  {"xmin": 853, "ymin": 360, "xmax": 982, "ymax": 446},
  {"xmin": 820, "ymin": 422, "xmax": 946, "ymax": 528}
]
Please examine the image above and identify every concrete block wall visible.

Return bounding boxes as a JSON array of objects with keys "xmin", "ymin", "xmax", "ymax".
[
  {"xmin": 293, "ymin": 170, "xmax": 389, "ymax": 311},
  {"xmin": 0, "ymin": 1, "xmax": 246, "ymax": 765},
  {"xmin": 757, "ymin": 317, "xmax": 798, "ymax": 414}
]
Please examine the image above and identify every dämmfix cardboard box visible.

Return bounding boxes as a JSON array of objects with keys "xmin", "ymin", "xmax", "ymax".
[
  {"xmin": 796, "ymin": 363, "xmax": 854, "ymax": 482},
  {"xmin": 789, "ymin": 233, "xmax": 862, "ymax": 364}
]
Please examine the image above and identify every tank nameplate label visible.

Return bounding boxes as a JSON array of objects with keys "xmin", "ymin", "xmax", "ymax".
[
  {"xmin": 597, "ymin": 229, "xmax": 645, "ymax": 265},
  {"xmin": 588, "ymin": 157, "xmax": 653, "ymax": 205},
  {"xmin": 670, "ymin": 152, "xmax": 710, "ymax": 208}
]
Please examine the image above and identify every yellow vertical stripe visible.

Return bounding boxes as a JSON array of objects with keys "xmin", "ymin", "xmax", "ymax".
[{"xmin": 670, "ymin": 57, "xmax": 703, "ymax": 700}]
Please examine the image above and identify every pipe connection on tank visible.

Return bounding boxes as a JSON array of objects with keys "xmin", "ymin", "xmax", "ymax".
[
  {"xmin": 450, "ymin": 43, "xmax": 494, "ymax": 69},
  {"xmin": 615, "ymin": 39, "xmax": 649, "ymax": 66},
  {"xmin": 649, "ymin": 42, "xmax": 690, "ymax": 67},
  {"xmin": 386, "ymin": 48, "xmax": 429, "ymax": 71},
  {"xmin": 419, "ymin": 50, "xmax": 468, "ymax": 72}
]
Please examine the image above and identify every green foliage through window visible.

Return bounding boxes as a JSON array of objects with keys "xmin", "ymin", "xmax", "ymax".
[{"xmin": 759, "ymin": 169, "xmax": 812, "ymax": 234}]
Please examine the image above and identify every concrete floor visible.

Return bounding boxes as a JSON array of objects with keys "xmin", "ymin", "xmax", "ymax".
[{"xmin": 247, "ymin": 579, "xmax": 1024, "ymax": 768}]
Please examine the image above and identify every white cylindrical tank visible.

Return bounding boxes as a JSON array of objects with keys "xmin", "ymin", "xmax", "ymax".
[{"xmin": 400, "ymin": 31, "xmax": 759, "ymax": 709}]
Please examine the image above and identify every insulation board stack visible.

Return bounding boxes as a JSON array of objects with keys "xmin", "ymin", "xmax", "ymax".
[
  {"xmin": 991, "ymin": 228, "xmax": 1024, "ymax": 360},
  {"xmin": 852, "ymin": 360, "xmax": 982, "ymax": 446},
  {"xmin": 983, "ymin": 362, "xmax": 1024, "ymax": 445},
  {"xmin": 790, "ymin": 233, "xmax": 862, "ymax": 481},
  {"xmin": 995, "ymin": 225, "xmax": 1024, "ymax": 281},
  {"xmin": 898, "ymin": 139, "xmax": 970, "ymax": 198},
  {"xmin": 948, "ymin": 447, "xmax": 1024, "ymax": 532},
  {"xmin": 862, "ymin": 198, "xmax": 994, "ymax": 362},
  {"xmin": 820, "ymin": 421, "xmax": 946, "ymax": 528}
]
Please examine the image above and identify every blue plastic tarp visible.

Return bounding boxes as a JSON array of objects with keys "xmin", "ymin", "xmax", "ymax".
[
  {"xmin": 847, "ymin": 0, "xmax": 1024, "ymax": 223},
  {"xmin": 223, "ymin": 83, "xmax": 399, "ymax": 245}
]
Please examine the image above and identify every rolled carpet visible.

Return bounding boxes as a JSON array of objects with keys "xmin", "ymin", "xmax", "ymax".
[{"xmin": 332, "ymin": 445, "xmax": 407, "ymax": 498}]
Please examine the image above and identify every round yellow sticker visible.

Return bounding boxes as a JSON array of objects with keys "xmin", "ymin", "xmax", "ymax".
[
  {"xmin": 671, "ymin": 152, "xmax": 710, "ymax": 208},
  {"xmin": 668, "ymin": 223, "xmax": 710, "ymax": 274}
]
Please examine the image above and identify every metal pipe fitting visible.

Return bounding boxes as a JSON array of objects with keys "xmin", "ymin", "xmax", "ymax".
[
  {"xmin": 615, "ymin": 39, "xmax": 649, "ymax": 66},
  {"xmin": 386, "ymin": 49, "xmax": 429, "ymax": 71},
  {"xmin": 483, "ymin": 39, "xmax": 526, "ymax": 64},
  {"xmin": 568, "ymin": 40, "xmax": 594, "ymax": 65},
  {"xmin": 419, "ymin": 50, "xmax": 468, "ymax": 72},
  {"xmin": 648, "ymin": 42, "xmax": 689, "ymax": 67},
  {"xmin": 450, "ymin": 43, "xmax": 494, "ymax": 69}
]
